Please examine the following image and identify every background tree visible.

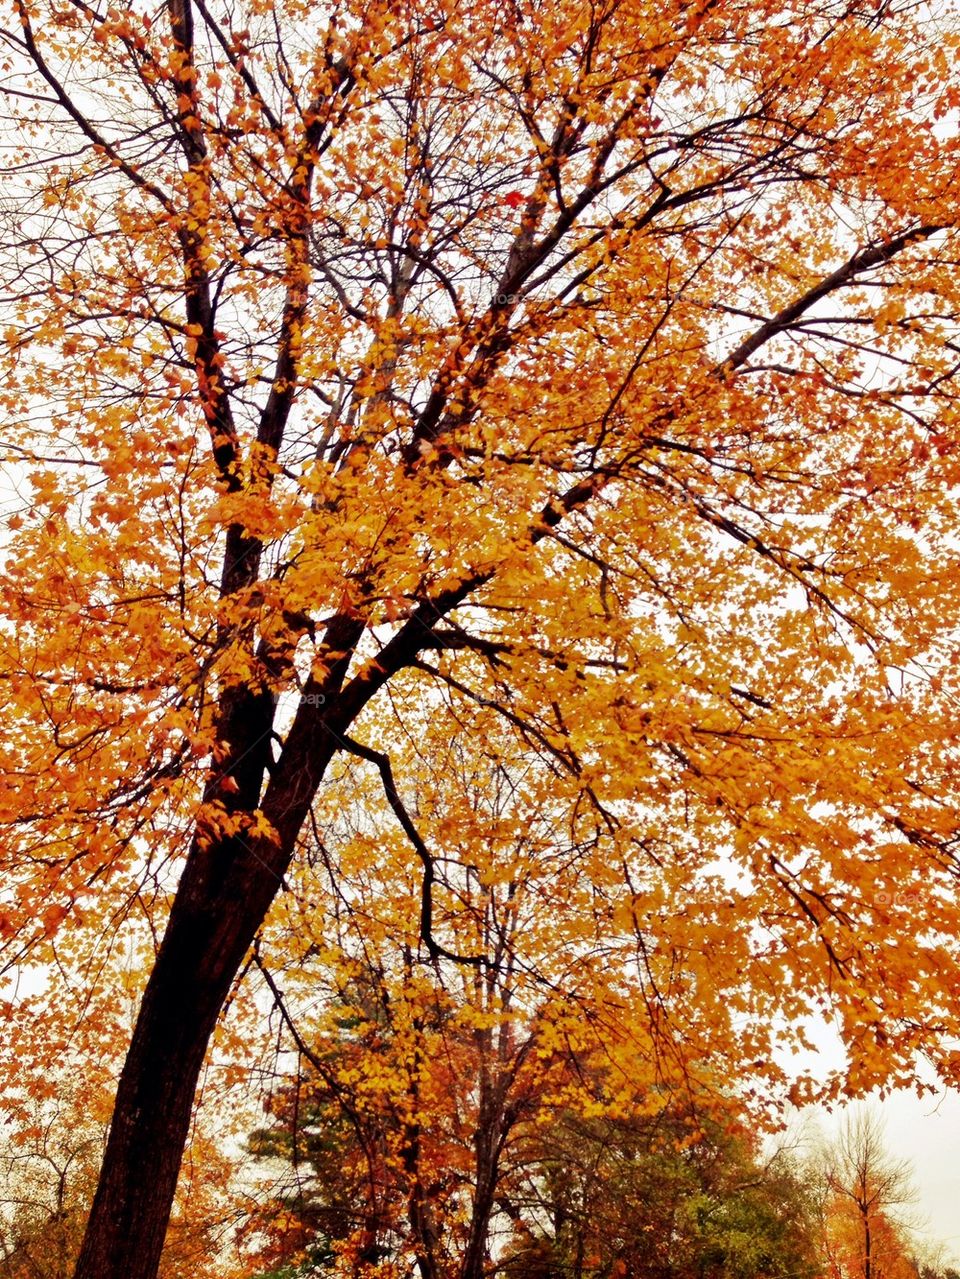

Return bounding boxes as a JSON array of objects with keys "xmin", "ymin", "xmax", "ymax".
[
  {"xmin": 909, "ymin": 1235, "xmax": 960, "ymax": 1279},
  {"xmin": 241, "ymin": 739, "xmax": 676, "ymax": 1279},
  {"xmin": 0, "ymin": 1068, "xmax": 249, "ymax": 1279},
  {"xmin": 0, "ymin": 1083, "xmax": 102, "ymax": 1279},
  {"xmin": 817, "ymin": 1111, "xmax": 920, "ymax": 1279},
  {"xmin": 4, "ymin": 1, "xmax": 960, "ymax": 1277},
  {"xmin": 500, "ymin": 1109, "xmax": 822, "ymax": 1279},
  {"xmin": 245, "ymin": 1049, "xmax": 824, "ymax": 1279}
]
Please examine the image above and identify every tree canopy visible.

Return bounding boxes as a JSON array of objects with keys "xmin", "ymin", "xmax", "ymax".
[{"xmin": 2, "ymin": 0, "xmax": 960, "ymax": 1275}]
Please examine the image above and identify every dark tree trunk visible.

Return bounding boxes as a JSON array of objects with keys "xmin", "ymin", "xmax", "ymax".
[
  {"xmin": 72, "ymin": 590, "xmax": 473, "ymax": 1279},
  {"xmin": 461, "ymin": 1071, "xmax": 508, "ymax": 1279},
  {"xmin": 72, "ymin": 831, "xmax": 290, "ymax": 1279},
  {"xmin": 462, "ymin": 1155, "xmax": 499, "ymax": 1279},
  {"xmin": 72, "ymin": 689, "xmax": 346, "ymax": 1279}
]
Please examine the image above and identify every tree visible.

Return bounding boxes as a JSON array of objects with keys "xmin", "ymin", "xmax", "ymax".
[
  {"xmin": 246, "ymin": 1032, "xmax": 823, "ymax": 1279},
  {"xmin": 4, "ymin": 0, "xmax": 960, "ymax": 1277},
  {"xmin": 0, "ymin": 1067, "xmax": 248, "ymax": 1279},
  {"xmin": 500, "ymin": 1110, "xmax": 822, "ymax": 1279},
  {"xmin": 818, "ymin": 1110, "xmax": 920, "ymax": 1279},
  {"xmin": 0, "ymin": 1082, "xmax": 103, "ymax": 1279},
  {"xmin": 240, "ymin": 738, "xmax": 676, "ymax": 1279}
]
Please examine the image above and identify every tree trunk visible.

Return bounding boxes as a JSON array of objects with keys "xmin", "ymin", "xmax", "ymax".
[
  {"xmin": 72, "ymin": 827, "xmax": 288, "ymax": 1279},
  {"xmin": 461, "ymin": 1083, "xmax": 506, "ymax": 1279},
  {"xmin": 71, "ymin": 571, "xmax": 474, "ymax": 1279}
]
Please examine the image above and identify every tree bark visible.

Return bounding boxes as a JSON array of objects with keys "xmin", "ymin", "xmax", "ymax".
[
  {"xmin": 72, "ymin": 685, "xmax": 348, "ymax": 1279},
  {"xmin": 72, "ymin": 830, "xmax": 292, "ymax": 1279}
]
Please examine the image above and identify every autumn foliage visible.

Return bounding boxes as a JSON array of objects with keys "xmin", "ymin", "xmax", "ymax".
[
  {"xmin": 817, "ymin": 1111, "xmax": 922, "ymax": 1279},
  {"xmin": 3, "ymin": 0, "xmax": 960, "ymax": 1273}
]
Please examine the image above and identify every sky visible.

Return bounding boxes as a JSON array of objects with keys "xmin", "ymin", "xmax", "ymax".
[{"xmin": 878, "ymin": 1088, "xmax": 960, "ymax": 1261}]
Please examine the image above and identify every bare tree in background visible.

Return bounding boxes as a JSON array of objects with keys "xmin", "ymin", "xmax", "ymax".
[{"xmin": 822, "ymin": 1110, "xmax": 920, "ymax": 1279}]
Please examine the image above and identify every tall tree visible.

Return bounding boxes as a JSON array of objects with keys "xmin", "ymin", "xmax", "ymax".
[
  {"xmin": 500, "ymin": 1109, "xmax": 822, "ymax": 1279},
  {"xmin": 242, "ymin": 736, "xmax": 677, "ymax": 1279},
  {"xmin": 3, "ymin": 1, "xmax": 960, "ymax": 1277},
  {"xmin": 819, "ymin": 1111, "xmax": 919, "ymax": 1279}
]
